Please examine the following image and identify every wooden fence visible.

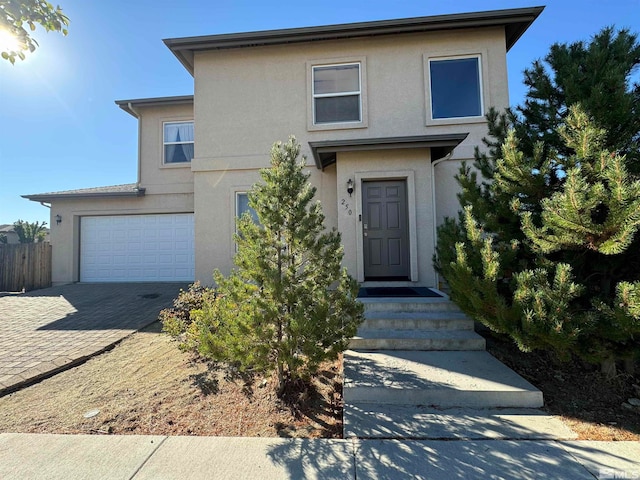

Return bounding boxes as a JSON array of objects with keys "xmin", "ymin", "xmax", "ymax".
[{"xmin": 0, "ymin": 242, "xmax": 52, "ymax": 292}]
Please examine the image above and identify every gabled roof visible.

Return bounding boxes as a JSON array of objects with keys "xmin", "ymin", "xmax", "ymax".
[
  {"xmin": 164, "ymin": 7, "xmax": 544, "ymax": 75},
  {"xmin": 22, "ymin": 184, "xmax": 146, "ymax": 202},
  {"xmin": 115, "ymin": 95, "xmax": 194, "ymax": 117}
]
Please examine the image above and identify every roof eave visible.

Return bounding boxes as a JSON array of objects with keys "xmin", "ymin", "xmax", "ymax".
[
  {"xmin": 309, "ymin": 133, "xmax": 469, "ymax": 170},
  {"xmin": 22, "ymin": 188, "xmax": 146, "ymax": 203},
  {"xmin": 115, "ymin": 96, "xmax": 194, "ymax": 117},
  {"xmin": 160, "ymin": 43, "xmax": 195, "ymax": 76},
  {"xmin": 164, "ymin": 6, "xmax": 544, "ymax": 72}
]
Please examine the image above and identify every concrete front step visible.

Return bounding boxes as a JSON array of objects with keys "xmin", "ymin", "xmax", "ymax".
[
  {"xmin": 360, "ymin": 297, "xmax": 461, "ymax": 313},
  {"xmin": 349, "ymin": 329, "xmax": 486, "ymax": 351},
  {"xmin": 343, "ymin": 350, "xmax": 543, "ymax": 409},
  {"xmin": 343, "ymin": 404, "xmax": 576, "ymax": 440},
  {"xmin": 362, "ymin": 311, "xmax": 473, "ymax": 331}
]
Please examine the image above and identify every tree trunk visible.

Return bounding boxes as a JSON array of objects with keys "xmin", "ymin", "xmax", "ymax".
[
  {"xmin": 600, "ymin": 357, "xmax": 617, "ymax": 378},
  {"xmin": 276, "ymin": 361, "xmax": 286, "ymax": 398}
]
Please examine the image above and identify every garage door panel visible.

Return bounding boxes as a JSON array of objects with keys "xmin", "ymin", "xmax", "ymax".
[
  {"xmin": 158, "ymin": 241, "xmax": 173, "ymax": 251},
  {"xmin": 112, "ymin": 254, "xmax": 127, "ymax": 264},
  {"xmin": 81, "ymin": 214, "xmax": 195, "ymax": 282},
  {"xmin": 158, "ymin": 253, "xmax": 174, "ymax": 264}
]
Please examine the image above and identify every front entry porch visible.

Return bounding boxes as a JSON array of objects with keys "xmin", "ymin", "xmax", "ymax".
[{"xmin": 309, "ymin": 134, "xmax": 469, "ymax": 288}]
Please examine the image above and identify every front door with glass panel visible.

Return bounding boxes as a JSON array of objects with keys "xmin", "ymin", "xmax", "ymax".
[{"xmin": 362, "ymin": 180, "xmax": 410, "ymax": 280}]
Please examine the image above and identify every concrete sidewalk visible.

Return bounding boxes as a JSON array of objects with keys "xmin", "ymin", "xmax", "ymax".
[{"xmin": 0, "ymin": 433, "xmax": 638, "ymax": 479}]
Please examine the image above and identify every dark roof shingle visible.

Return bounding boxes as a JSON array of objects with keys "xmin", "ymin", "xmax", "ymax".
[{"xmin": 22, "ymin": 183, "xmax": 145, "ymax": 202}]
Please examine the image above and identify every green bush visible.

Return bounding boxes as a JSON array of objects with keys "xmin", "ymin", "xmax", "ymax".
[{"xmin": 159, "ymin": 282, "xmax": 216, "ymax": 348}]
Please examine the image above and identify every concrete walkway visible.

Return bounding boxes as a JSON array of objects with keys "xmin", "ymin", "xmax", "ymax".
[
  {"xmin": 0, "ymin": 433, "xmax": 638, "ymax": 479},
  {"xmin": 0, "ymin": 283, "xmax": 185, "ymax": 395},
  {"xmin": 343, "ymin": 297, "xmax": 575, "ymax": 441}
]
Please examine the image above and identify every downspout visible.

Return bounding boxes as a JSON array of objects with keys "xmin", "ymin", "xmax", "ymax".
[
  {"xmin": 431, "ymin": 152, "xmax": 453, "ymax": 290},
  {"xmin": 39, "ymin": 202, "xmax": 51, "ymax": 209},
  {"xmin": 127, "ymin": 102, "xmax": 142, "ymax": 187}
]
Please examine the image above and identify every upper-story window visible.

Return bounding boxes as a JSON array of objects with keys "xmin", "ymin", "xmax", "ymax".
[
  {"xmin": 428, "ymin": 56, "xmax": 482, "ymax": 120},
  {"xmin": 164, "ymin": 121, "xmax": 194, "ymax": 164},
  {"xmin": 312, "ymin": 63, "xmax": 362, "ymax": 125}
]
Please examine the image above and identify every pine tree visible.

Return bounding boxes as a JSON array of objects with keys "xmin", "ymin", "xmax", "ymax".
[
  {"xmin": 452, "ymin": 26, "xmax": 640, "ymax": 263},
  {"xmin": 195, "ymin": 137, "xmax": 364, "ymax": 397},
  {"xmin": 515, "ymin": 27, "xmax": 640, "ymax": 169},
  {"xmin": 437, "ymin": 107, "xmax": 640, "ymax": 375},
  {"xmin": 436, "ymin": 27, "xmax": 640, "ymax": 375}
]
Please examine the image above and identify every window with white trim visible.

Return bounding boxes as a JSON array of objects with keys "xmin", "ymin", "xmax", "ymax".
[
  {"xmin": 428, "ymin": 56, "xmax": 483, "ymax": 120},
  {"xmin": 163, "ymin": 121, "xmax": 194, "ymax": 164},
  {"xmin": 312, "ymin": 63, "xmax": 361, "ymax": 124}
]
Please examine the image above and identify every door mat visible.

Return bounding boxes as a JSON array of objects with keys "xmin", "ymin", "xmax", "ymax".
[{"xmin": 357, "ymin": 287, "xmax": 442, "ymax": 298}]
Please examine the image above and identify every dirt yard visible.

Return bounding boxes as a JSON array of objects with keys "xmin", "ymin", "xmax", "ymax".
[
  {"xmin": 0, "ymin": 322, "xmax": 342, "ymax": 438},
  {"xmin": 1, "ymin": 321, "xmax": 638, "ymax": 440},
  {"xmin": 483, "ymin": 328, "xmax": 640, "ymax": 441}
]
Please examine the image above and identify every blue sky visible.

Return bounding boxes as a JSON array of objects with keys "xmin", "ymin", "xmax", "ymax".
[{"xmin": 1, "ymin": 0, "xmax": 639, "ymax": 225}]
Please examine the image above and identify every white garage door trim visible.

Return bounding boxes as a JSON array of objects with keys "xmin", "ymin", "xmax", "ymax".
[{"xmin": 80, "ymin": 213, "xmax": 195, "ymax": 282}]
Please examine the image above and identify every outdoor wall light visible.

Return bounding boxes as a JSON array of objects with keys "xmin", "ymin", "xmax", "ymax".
[
  {"xmin": 347, "ymin": 178, "xmax": 354, "ymax": 197},
  {"xmin": 55, "ymin": 214, "xmax": 62, "ymax": 225}
]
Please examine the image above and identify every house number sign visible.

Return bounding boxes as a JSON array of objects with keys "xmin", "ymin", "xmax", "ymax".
[{"xmin": 341, "ymin": 199, "xmax": 353, "ymax": 216}]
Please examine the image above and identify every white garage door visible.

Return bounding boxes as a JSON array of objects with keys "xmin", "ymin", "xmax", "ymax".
[{"xmin": 80, "ymin": 214, "xmax": 195, "ymax": 282}]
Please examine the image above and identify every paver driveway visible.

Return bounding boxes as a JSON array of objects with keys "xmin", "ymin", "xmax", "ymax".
[{"xmin": 0, "ymin": 283, "xmax": 186, "ymax": 395}]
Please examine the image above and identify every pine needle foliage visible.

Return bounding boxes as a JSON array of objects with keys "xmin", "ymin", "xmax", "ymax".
[
  {"xmin": 436, "ymin": 107, "xmax": 640, "ymax": 372},
  {"xmin": 436, "ymin": 27, "xmax": 640, "ymax": 375},
  {"xmin": 194, "ymin": 137, "xmax": 364, "ymax": 396},
  {"xmin": 515, "ymin": 27, "xmax": 640, "ymax": 170}
]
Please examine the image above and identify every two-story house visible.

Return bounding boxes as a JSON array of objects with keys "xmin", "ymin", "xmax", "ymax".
[{"xmin": 24, "ymin": 7, "xmax": 543, "ymax": 287}]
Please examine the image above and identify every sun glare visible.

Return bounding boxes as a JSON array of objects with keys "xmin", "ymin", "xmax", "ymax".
[{"xmin": 0, "ymin": 28, "xmax": 22, "ymax": 54}]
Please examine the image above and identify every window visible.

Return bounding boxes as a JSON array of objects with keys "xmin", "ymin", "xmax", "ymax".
[
  {"xmin": 164, "ymin": 121, "xmax": 194, "ymax": 164},
  {"xmin": 312, "ymin": 63, "xmax": 361, "ymax": 124},
  {"xmin": 429, "ymin": 57, "xmax": 482, "ymax": 120},
  {"xmin": 236, "ymin": 193, "xmax": 259, "ymax": 224}
]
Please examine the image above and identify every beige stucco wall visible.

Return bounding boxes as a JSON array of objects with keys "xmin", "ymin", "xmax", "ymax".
[
  {"xmin": 48, "ymin": 193, "xmax": 193, "ymax": 285},
  {"xmin": 434, "ymin": 158, "xmax": 466, "ymax": 225},
  {"xmin": 47, "ymin": 25, "xmax": 511, "ymax": 287},
  {"xmin": 193, "ymin": 26, "xmax": 508, "ymax": 162},
  {"xmin": 193, "ymin": 162, "xmax": 337, "ymax": 283},
  {"xmin": 45, "ymin": 101, "xmax": 196, "ymax": 286},
  {"xmin": 136, "ymin": 103, "xmax": 194, "ymax": 195},
  {"xmin": 191, "ymin": 26, "xmax": 510, "ymax": 286}
]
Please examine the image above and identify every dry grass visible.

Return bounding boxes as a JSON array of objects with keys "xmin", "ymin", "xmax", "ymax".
[{"xmin": 0, "ymin": 322, "xmax": 342, "ymax": 438}]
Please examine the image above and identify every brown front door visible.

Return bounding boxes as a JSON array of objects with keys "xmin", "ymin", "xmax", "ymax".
[{"xmin": 362, "ymin": 180, "xmax": 410, "ymax": 280}]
